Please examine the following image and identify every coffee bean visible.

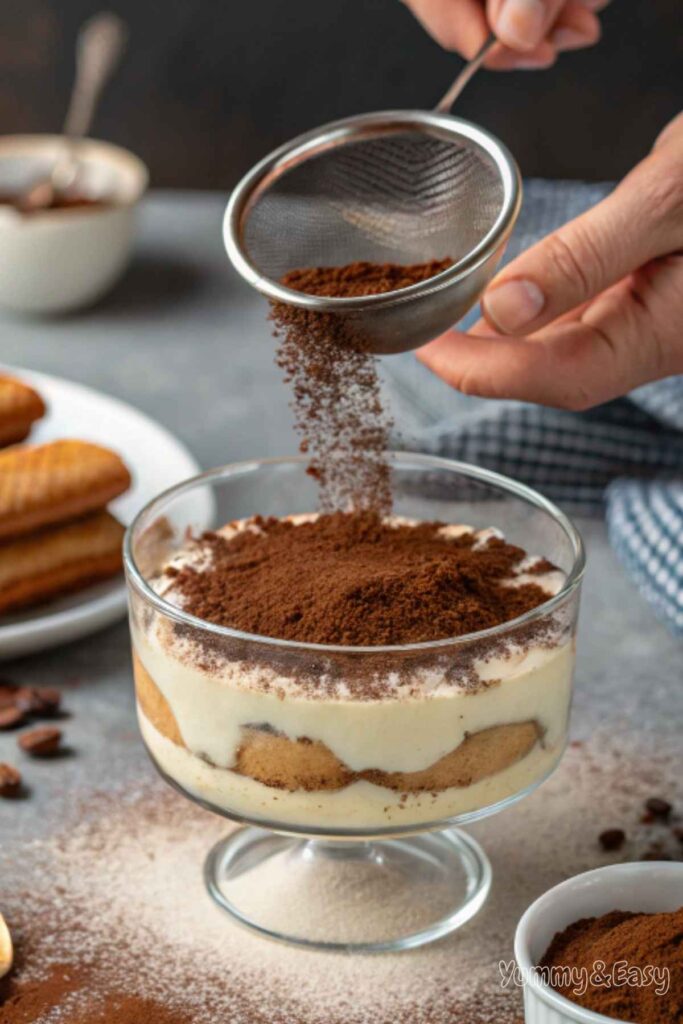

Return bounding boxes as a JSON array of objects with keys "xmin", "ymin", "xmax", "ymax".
[
  {"xmin": 18, "ymin": 726, "xmax": 62, "ymax": 757},
  {"xmin": 672, "ymin": 827, "xmax": 683, "ymax": 845},
  {"xmin": 645, "ymin": 797, "xmax": 672, "ymax": 820},
  {"xmin": 34, "ymin": 687, "xmax": 62, "ymax": 715},
  {"xmin": 14, "ymin": 688, "xmax": 40, "ymax": 713},
  {"xmin": 641, "ymin": 851, "xmax": 674, "ymax": 861},
  {"xmin": 0, "ymin": 763, "xmax": 21, "ymax": 797},
  {"xmin": 15, "ymin": 687, "xmax": 62, "ymax": 718},
  {"xmin": 0, "ymin": 683, "xmax": 19, "ymax": 710},
  {"xmin": 599, "ymin": 828, "xmax": 626, "ymax": 852},
  {"xmin": 0, "ymin": 706, "xmax": 26, "ymax": 730}
]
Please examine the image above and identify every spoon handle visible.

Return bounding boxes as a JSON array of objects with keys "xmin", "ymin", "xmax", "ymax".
[
  {"xmin": 63, "ymin": 12, "xmax": 128, "ymax": 140},
  {"xmin": 435, "ymin": 33, "xmax": 497, "ymax": 114}
]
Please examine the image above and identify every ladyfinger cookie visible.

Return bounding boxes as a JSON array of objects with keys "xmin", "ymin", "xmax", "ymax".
[
  {"xmin": 0, "ymin": 511, "xmax": 124, "ymax": 614},
  {"xmin": 0, "ymin": 439, "xmax": 131, "ymax": 540},
  {"xmin": 0, "ymin": 376, "xmax": 46, "ymax": 447}
]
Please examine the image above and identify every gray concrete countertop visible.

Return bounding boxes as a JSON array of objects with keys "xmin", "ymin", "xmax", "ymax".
[{"xmin": 0, "ymin": 189, "xmax": 679, "ymax": 843}]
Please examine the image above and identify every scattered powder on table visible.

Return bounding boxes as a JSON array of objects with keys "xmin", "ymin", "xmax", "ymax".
[
  {"xmin": 270, "ymin": 259, "xmax": 452, "ymax": 514},
  {"xmin": 166, "ymin": 512, "xmax": 552, "ymax": 645},
  {"xmin": 1, "ymin": 730, "xmax": 681, "ymax": 1024},
  {"xmin": 0, "ymin": 964, "xmax": 191, "ymax": 1024}
]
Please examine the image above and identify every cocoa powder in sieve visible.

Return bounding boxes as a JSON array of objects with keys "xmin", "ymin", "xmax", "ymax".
[{"xmin": 270, "ymin": 259, "xmax": 452, "ymax": 514}]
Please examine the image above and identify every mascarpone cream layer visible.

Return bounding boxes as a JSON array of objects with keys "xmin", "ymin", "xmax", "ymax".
[
  {"xmin": 132, "ymin": 625, "xmax": 574, "ymax": 776},
  {"xmin": 139, "ymin": 710, "xmax": 566, "ymax": 829}
]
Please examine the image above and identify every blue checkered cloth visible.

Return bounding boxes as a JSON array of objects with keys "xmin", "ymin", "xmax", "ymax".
[{"xmin": 384, "ymin": 180, "xmax": 683, "ymax": 636}]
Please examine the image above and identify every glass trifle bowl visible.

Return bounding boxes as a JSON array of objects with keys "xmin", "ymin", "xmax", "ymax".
[{"xmin": 124, "ymin": 453, "xmax": 584, "ymax": 952}]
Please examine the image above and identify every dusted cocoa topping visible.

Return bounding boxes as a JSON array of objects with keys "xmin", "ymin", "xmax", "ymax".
[
  {"xmin": 164, "ymin": 513, "xmax": 554, "ymax": 646},
  {"xmin": 540, "ymin": 907, "xmax": 683, "ymax": 1023},
  {"xmin": 271, "ymin": 259, "xmax": 452, "ymax": 515},
  {"xmin": 527, "ymin": 558, "xmax": 557, "ymax": 576}
]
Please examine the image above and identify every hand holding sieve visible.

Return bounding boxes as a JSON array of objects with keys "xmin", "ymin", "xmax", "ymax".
[{"xmin": 224, "ymin": 33, "xmax": 520, "ymax": 356}]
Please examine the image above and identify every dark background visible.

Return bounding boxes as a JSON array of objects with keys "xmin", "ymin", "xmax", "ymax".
[{"xmin": 2, "ymin": 0, "xmax": 681, "ymax": 190}]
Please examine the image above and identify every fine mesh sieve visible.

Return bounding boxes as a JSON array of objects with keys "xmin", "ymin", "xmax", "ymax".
[{"xmin": 224, "ymin": 108, "xmax": 521, "ymax": 355}]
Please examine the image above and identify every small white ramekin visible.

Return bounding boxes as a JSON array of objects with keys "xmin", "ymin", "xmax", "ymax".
[
  {"xmin": 0, "ymin": 135, "xmax": 148, "ymax": 314},
  {"xmin": 514, "ymin": 862, "xmax": 683, "ymax": 1024}
]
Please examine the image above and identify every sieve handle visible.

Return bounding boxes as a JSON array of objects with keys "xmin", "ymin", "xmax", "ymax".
[{"xmin": 435, "ymin": 33, "xmax": 497, "ymax": 113}]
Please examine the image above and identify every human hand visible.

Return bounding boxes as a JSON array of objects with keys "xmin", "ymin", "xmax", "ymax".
[
  {"xmin": 417, "ymin": 112, "xmax": 683, "ymax": 410},
  {"xmin": 403, "ymin": 0, "xmax": 604, "ymax": 69}
]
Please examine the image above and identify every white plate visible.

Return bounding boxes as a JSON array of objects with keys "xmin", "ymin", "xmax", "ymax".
[{"xmin": 0, "ymin": 365, "xmax": 200, "ymax": 660}]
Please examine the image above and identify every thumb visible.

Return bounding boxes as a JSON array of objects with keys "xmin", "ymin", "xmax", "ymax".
[
  {"xmin": 418, "ymin": 253, "xmax": 683, "ymax": 410},
  {"xmin": 480, "ymin": 149, "xmax": 683, "ymax": 336}
]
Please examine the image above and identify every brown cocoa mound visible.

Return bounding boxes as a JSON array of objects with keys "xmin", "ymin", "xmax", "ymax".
[
  {"xmin": 165, "ymin": 512, "xmax": 553, "ymax": 646},
  {"xmin": 271, "ymin": 259, "xmax": 452, "ymax": 515},
  {"xmin": 540, "ymin": 906, "xmax": 683, "ymax": 1023}
]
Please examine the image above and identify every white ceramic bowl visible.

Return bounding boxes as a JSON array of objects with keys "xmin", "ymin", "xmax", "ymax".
[
  {"xmin": 0, "ymin": 135, "xmax": 148, "ymax": 314},
  {"xmin": 514, "ymin": 862, "xmax": 683, "ymax": 1024}
]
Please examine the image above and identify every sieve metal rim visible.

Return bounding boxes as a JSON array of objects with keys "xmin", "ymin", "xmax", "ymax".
[{"xmin": 223, "ymin": 110, "xmax": 521, "ymax": 311}]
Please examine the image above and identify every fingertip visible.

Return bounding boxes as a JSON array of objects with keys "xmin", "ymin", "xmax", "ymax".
[
  {"xmin": 551, "ymin": 4, "xmax": 602, "ymax": 50},
  {"xmin": 416, "ymin": 330, "xmax": 458, "ymax": 365},
  {"xmin": 551, "ymin": 27, "xmax": 594, "ymax": 50},
  {"xmin": 486, "ymin": 39, "xmax": 557, "ymax": 69},
  {"xmin": 407, "ymin": 0, "xmax": 490, "ymax": 56},
  {"xmin": 492, "ymin": 0, "xmax": 548, "ymax": 53},
  {"xmin": 416, "ymin": 330, "xmax": 477, "ymax": 390},
  {"xmin": 415, "ymin": 344, "xmax": 434, "ymax": 367}
]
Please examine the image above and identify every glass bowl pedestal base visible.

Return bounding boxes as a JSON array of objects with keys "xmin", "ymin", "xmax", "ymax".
[{"xmin": 204, "ymin": 825, "xmax": 492, "ymax": 952}]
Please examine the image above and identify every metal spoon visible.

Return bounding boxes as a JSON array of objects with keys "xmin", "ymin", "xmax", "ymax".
[
  {"xmin": 20, "ymin": 12, "xmax": 127, "ymax": 212},
  {"xmin": 435, "ymin": 33, "xmax": 497, "ymax": 113}
]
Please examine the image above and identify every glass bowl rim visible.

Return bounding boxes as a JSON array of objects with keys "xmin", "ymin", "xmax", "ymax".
[{"xmin": 123, "ymin": 451, "xmax": 585, "ymax": 655}]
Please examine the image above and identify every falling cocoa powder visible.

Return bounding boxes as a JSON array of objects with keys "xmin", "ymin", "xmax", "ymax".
[
  {"xmin": 540, "ymin": 907, "xmax": 683, "ymax": 1023},
  {"xmin": 271, "ymin": 259, "xmax": 452, "ymax": 514},
  {"xmin": 165, "ymin": 513, "xmax": 553, "ymax": 646}
]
